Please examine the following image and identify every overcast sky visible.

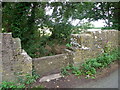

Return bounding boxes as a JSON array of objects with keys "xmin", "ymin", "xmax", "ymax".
[
  {"xmin": 71, "ymin": 19, "xmax": 106, "ymax": 27},
  {"xmin": 91, "ymin": 20, "xmax": 106, "ymax": 27},
  {"xmin": 45, "ymin": 6, "xmax": 106, "ymax": 27}
]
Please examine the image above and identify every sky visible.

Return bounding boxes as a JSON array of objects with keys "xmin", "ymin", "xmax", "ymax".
[
  {"xmin": 91, "ymin": 20, "xmax": 106, "ymax": 27},
  {"xmin": 45, "ymin": 6, "xmax": 107, "ymax": 28},
  {"xmin": 71, "ymin": 19, "xmax": 106, "ymax": 27}
]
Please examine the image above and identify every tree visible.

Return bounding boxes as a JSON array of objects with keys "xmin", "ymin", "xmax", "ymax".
[
  {"xmin": 88, "ymin": 2, "xmax": 120, "ymax": 30},
  {"xmin": 2, "ymin": 2, "xmax": 119, "ymax": 57}
]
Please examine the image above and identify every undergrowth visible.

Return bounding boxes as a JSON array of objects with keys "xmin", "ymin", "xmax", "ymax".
[
  {"xmin": 0, "ymin": 70, "xmax": 41, "ymax": 89},
  {"xmin": 25, "ymin": 36, "xmax": 68, "ymax": 58},
  {"xmin": 61, "ymin": 48, "xmax": 120, "ymax": 79}
]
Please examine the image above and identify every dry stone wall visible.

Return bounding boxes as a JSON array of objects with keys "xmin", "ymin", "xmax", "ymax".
[
  {"xmin": 33, "ymin": 53, "xmax": 73, "ymax": 76},
  {"xmin": 71, "ymin": 30, "xmax": 119, "ymax": 67},
  {"xmin": 33, "ymin": 30, "xmax": 119, "ymax": 75},
  {"xmin": 0, "ymin": 33, "xmax": 2, "ymax": 83},
  {"xmin": 0, "ymin": 30, "xmax": 119, "ymax": 82},
  {"xmin": 0, "ymin": 33, "xmax": 32, "ymax": 83}
]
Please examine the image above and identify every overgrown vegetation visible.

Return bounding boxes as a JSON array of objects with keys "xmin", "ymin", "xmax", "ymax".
[
  {"xmin": 61, "ymin": 48, "xmax": 120, "ymax": 79},
  {"xmin": 0, "ymin": 70, "xmax": 40, "ymax": 89},
  {"xmin": 2, "ymin": 2, "xmax": 120, "ymax": 58}
]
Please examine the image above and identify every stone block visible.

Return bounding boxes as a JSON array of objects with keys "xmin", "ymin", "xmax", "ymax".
[
  {"xmin": 39, "ymin": 73, "xmax": 62, "ymax": 82},
  {"xmin": 13, "ymin": 38, "xmax": 22, "ymax": 55},
  {"xmin": 0, "ymin": 33, "xmax": 32, "ymax": 83},
  {"xmin": 79, "ymin": 34, "xmax": 93, "ymax": 49},
  {"xmin": 33, "ymin": 54, "xmax": 70, "ymax": 76},
  {"xmin": 20, "ymin": 49, "xmax": 32, "ymax": 75},
  {"xmin": 73, "ymin": 48, "xmax": 102, "ymax": 67}
]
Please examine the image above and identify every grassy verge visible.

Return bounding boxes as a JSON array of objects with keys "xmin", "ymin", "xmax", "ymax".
[{"xmin": 61, "ymin": 48, "xmax": 120, "ymax": 79}]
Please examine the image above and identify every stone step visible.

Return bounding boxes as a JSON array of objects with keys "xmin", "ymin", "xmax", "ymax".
[{"xmin": 39, "ymin": 73, "xmax": 63, "ymax": 83}]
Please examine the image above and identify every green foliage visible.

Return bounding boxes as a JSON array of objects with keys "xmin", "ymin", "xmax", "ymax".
[
  {"xmin": 101, "ymin": 27, "xmax": 114, "ymax": 30},
  {"xmin": 50, "ymin": 22, "xmax": 72, "ymax": 41},
  {"xmin": 18, "ymin": 70, "xmax": 40, "ymax": 85},
  {"xmin": 91, "ymin": 2, "xmax": 120, "ymax": 30},
  {"xmin": 61, "ymin": 48, "xmax": 119, "ymax": 78},
  {"xmin": 61, "ymin": 67, "xmax": 71, "ymax": 75},
  {"xmin": 23, "ymin": 74, "xmax": 37, "ymax": 85},
  {"xmin": 0, "ymin": 70, "xmax": 40, "ymax": 89},
  {"xmin": 72, "ymin": 22, "xmax": 95, "ymax": 34},
  {"xmin": 25, "ymin": 34, "xmax": 67, "ymax": 58},
  {"xmin": 61, "ymin": 64, "xmax": 73, "ymax": 75},
  {"xmin": 80, "ymin": 22, "xmax": 94, "ymax": 30},
  {"xmin": 2, "ymin": 2, "xmax": 74, "ymax": 58},
  {"xmin": 61, "ymin": 64, "xmax": 82, "ymax": 76},
  {"xmin": 2, "ymin": 2, "xmax": 120, "ymax": 58},
  {"xmin": 72, "ymin": 70, "xmax": 82, "ymax": 76},
  {"xmin": 0, "ymin": 81, "xmax": 25, "ymax": 89},
  {"xmin": 82, "ymin": 48, "xmax": 119, "ymax": 75},
  {"xmin": 66, "ymin": 43, "xmax": 72, "ymax": 48}
]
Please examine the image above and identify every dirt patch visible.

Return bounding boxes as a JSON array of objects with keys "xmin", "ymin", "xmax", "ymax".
[{"xmin": 31, "ymin": 60, "xmax": 119, "ymax": 88}]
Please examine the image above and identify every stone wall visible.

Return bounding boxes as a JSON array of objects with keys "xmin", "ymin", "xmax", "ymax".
[
  {"xmin": 33, "ymin": 53, "xmax": 72, "ymax": 76},
  {"xmin": 0, "ymin": 33, "xmax": 32, "ymax": 83},
  {"xmin": 71, "ymin": 30, "xmax": 119, "ymax": 67},
  {"xmin": 0, "ymin": 30, "xmax": 119, "ymax": 82},
  {"xmin": 33, "ymin": 30, "xmax": 119, "ymax": 76},
  {"xmin": 0, "ymin": 33, "xmax": 2, "ymax": 83}
]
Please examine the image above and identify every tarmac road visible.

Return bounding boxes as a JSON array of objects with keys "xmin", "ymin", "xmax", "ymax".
[{"xmin": 76, "ymin": 68, "xmax": 119, "ymax": 88}]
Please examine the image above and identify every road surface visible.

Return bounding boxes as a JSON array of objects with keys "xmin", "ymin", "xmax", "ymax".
[{"xmin": 76, "ymin": 69, "xmax": 119, "ymax": 88}]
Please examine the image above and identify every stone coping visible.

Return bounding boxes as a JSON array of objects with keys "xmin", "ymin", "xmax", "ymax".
[{"xmin": 33, "ymin": 53, "xmax": 67, "ymax": 60}]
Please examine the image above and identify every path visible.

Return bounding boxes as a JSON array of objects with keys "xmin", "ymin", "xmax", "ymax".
[{"xmin": 75, "ymin": 69, "xmax": 119, "ymax": 88}]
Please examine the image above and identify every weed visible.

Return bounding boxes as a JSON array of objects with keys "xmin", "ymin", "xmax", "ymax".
[
  {"xmin": 61, "ymin": 48, "xmax": 119, "ymax": 79},
  {"xmin": 0, "ymin": 70, "xmax": 40, "ymax": 89},
  {"xmin": 91, "ymin": 76, "xmax": 96, "ymax": 79},
  {"xmin": 61, "ymin": 67, "xmax": 70, "ymax": 75},
  {"xmin": 66, "ymin": 43, "xmax": 72, "ymax": 48},
  {"xmin": 72, "ymin": 70, "xmax": 82, "ymax": 76},
  {"xmin": 61, "ymin": 64, "xmax": 82, "ymax": 76},
  {"xmin": 0, "ymin": 81, "xmax": 25, "ymax": 89}
]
